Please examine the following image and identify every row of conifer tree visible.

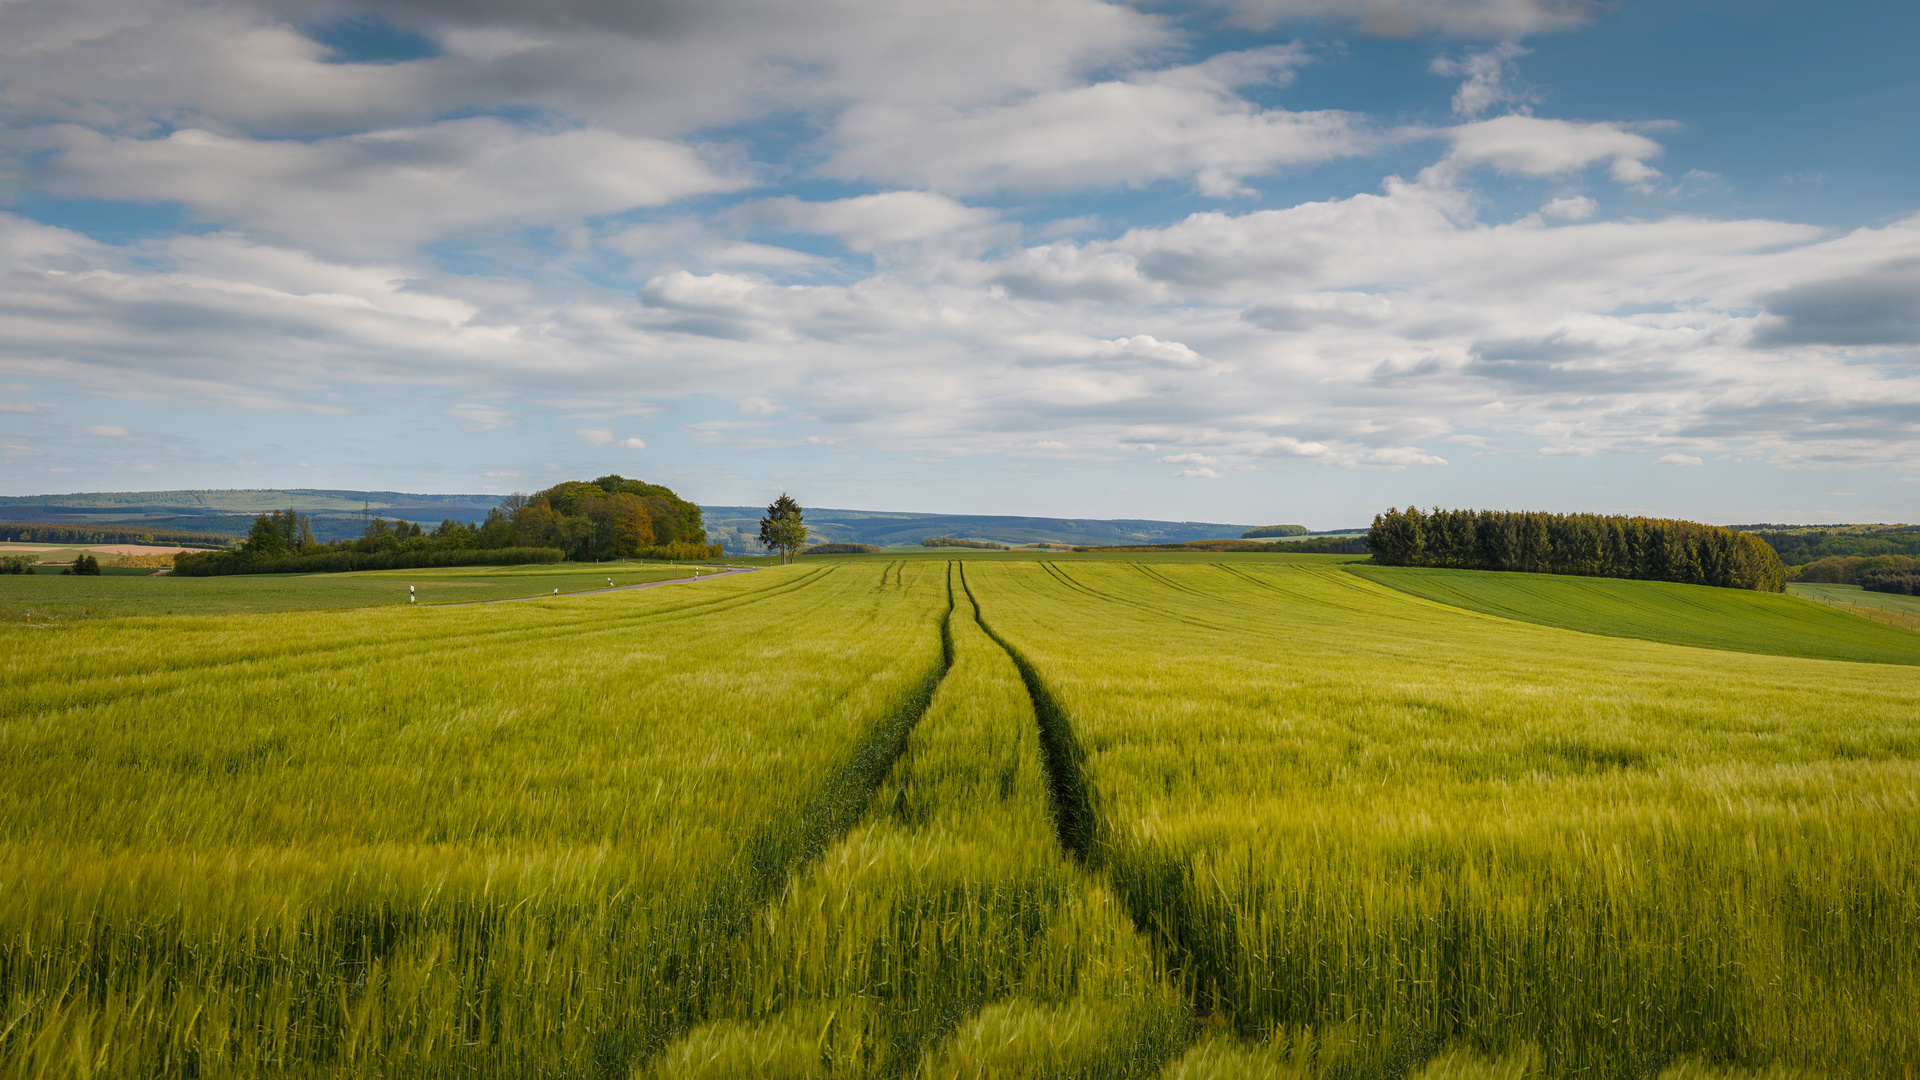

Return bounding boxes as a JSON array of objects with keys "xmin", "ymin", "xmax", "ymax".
[{"xmin": 1367, "ymin": 507, "xmax": 1786, "ymax": 592}]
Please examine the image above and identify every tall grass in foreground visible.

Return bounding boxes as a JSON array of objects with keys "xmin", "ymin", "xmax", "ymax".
[
  {"xmin": 967, "ymin": 561, "xmax": 1920, "ymax": 1077},
  {"xmin": 0, "ymin": 563, "xmax": 946, "ymax": 1077},
  {"xmin": 644, "ymin": 565, "xmax": 1186, "ymax": 1078}
]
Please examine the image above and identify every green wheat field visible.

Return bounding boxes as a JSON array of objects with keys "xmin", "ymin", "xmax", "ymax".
[{"xmin": 3, "ymin": 553, "xmax": 1916, "ymax": 1078}]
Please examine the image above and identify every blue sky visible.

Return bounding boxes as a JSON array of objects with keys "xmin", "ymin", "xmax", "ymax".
[{"xmin": 2, "ymin": 0, "xmax": 1915, "ymax": 527}]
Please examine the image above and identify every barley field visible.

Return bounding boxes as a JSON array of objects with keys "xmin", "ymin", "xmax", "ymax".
[{"xmin": 2, "ymin": 555, "xmax": 1915, "ymax": 1078}]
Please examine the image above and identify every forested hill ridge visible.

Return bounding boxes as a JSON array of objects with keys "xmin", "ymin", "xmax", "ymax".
[
  {"xmin": 1727, "ymin": 523, "xmax": 1920, "ymax": 564},
  {"xmin": 0, "ymin": 488, "xmax": 501, "ymax": 543},
  {"xmin": 0, "ymin": 488, "xmax": 498, "ymax": 518},
  {"xmin": 173, "ymin": 475, "xmax": 717, "ymax": 576},
  {"xmin": 701, "ymin": 506, "xmax": 1256, "ymax": 552},
  {"xmin": 2, "ymin": 488, "xmax": 1260, "ymax": 550}
]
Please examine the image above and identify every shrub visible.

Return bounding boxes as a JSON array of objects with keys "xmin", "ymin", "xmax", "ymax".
[
  {"xmin": 0, "ymin": 554, "xmax": 33, "ymax": 574},
  {"xmin": 172, "ymin": 546, "xmax": 564, "ymax": 577},
  {"xmin": 1859, "ymin": 570, "xmax": 1920, "ymax": 595},
  {"xmin": 60, "ymin": 554, "xmax": 101, "ymax": 576},
  {"xmin": 802, "ymin": 543, "xmax": 881, "ymax": 554}
]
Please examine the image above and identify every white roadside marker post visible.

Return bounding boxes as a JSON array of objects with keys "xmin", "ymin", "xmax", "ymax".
[{"xmin": 409, "ymin": 585, "xmax": 415, "ymax": 604}]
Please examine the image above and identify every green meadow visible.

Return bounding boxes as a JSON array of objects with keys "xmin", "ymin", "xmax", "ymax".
[
  {"xmin": 0, "ymin": 561, "xmax": 712, "ymax": 623},
  {"xmin": 1, "ymin": 556, "xmax": 1915, "ymax": 1077}
]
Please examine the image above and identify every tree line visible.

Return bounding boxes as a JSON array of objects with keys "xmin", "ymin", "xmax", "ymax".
[
  {"xmin": 922, "ymin": 537, "xmax": 1007, "ymax": 549},
  {"xmin": 1076, "ymin": 537, "xmax": 1367, "ymax": 554},
  {"xmin": 1368, "ymin": 507, "xmax": 1786, "ymax": 592},
  {"xmin": 1792, "ymin": 553, "xmax": 1917, "ymax": 585},
  {"xmin": 1742, "ymin": 526, "xmax": 1920, "ymax": 565},
  {"xmin": 174, "ymin": 476, "xmax": 721, "ymax": 575},
  {"xmin": 0, "ymin": 523, "xmax": 233, "ymax": 548},
  {"xmin": 1860, "ymin": 569, "xmax": 1920, "ymax": 595}
]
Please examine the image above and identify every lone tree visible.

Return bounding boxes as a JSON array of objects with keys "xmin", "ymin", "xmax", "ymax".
[{"xmin": 759, "ymin": 493, "xmax": 809, "ymax": 565}]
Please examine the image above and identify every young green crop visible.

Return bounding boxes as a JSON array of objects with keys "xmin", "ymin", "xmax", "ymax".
[
  {"xmin": 0, "ymin": 560, "xmax": 707, "ymax": 623},
  {"xmin": 0, "ymin": 563, "xmax": 947, "ymax": 1076},
  {"xmin": 964, "ymin": 560, "xmax": 1920, "ymax": 1077},
  {"xmin": 1352, "ymin": 564, "xmax": 1920, "ymax": 665},
  {"xmin": 644, "ymin": 563, "xmax": 1187, "ymax": 1078},
  {"xmin": 5, "ymin": 553, "xmax": 1913, "ymax": 1078}
]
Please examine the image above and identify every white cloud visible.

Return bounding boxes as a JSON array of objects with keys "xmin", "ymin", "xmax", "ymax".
[
  {"xmin": 577, "ymin": 427, "xmax": 645, "ymax": 450},
  {"xmin": 824, "ymin": 47, "xmax": 1364, "ymax": 196},
  {"xmin": 1542, "ymin": 196, "xmax": 1597, "ymax": 220},
  {"xmin": 448, "ymin": 403, "xmax": 513, "ymax": 430},
  {"xmin": 746, "ymin": 192, "xmax": 1000, "ymax": 251},
  {"xmin": 83, "ymin": 425, "xmax": 131, "ymax": 437},
  {"xmin": 2, "ymin": 0, "xmax": 1167, "ymax": 138},
  {"xmin": 1430, "ymin": 43, "xmax": 1533, "ymax": 119},
  {"xmin": 37, "ymin": 119, "xmax": 751, "ymax": 257},
  {"xmin": 1176, "ymin": 466, "xmax": 1221, "ymax": 477},
  {"xmin": 1212, "ymin": 0, "xmax": 1604, "ymax": 38},
  {"xmin": 3, "ymin": 1, "xmax": 1917, "ymax": 498},
  {"xmin": 1655, "ymin": 453, "xmax": 1703, "ymax": 466},
  {"xmin": 1444, "ymin": 116, "xmax": 1664, "ymax": 188},
  {"xmin": 1, "ymin": 400, "xmax": 49, "ymax": 414}
]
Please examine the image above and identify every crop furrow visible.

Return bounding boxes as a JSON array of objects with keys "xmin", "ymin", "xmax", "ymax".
[
  {"xmin": 620, "ymin": 569, "xmax": 959, "ymax": 1070},
  {"xmin": 958, "ymin": 564, "xmax": 1098, "ymax": 862}
]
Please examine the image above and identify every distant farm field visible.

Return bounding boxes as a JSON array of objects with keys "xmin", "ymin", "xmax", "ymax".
[
  {"xmin": 2, "ymin": 558, "xmax": 1914, "ymax": 1078},
  {"xmin": 0, "ymin": 561, "xmax": 711, "ymax": 623},
  {"xmin": 1352, "ymin": 563, "xmax": 1920, "ymax": 665}
]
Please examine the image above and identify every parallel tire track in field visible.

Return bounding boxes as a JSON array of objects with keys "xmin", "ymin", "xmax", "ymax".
[
  {"xmin": 627, "ymin": 568, "xmax": 961, "ymax": 1069},
  {"xmin": 958, "ymin": 564, "xmax": 1098, "ymax": 862},
  {"xmin": 961, "ymin": 563, "xmax": 1207, "ymax": 1074}
]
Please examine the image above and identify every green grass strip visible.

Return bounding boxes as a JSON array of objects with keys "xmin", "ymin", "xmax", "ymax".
[{"xmin": 1350, "ymin": 564, "xmax": 1920, "ymax": 666}]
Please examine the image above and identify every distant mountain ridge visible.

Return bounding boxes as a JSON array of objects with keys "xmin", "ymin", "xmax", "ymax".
[
  {"xmin": 0, "ymin": 488, "xmax": 501, "ymax": 543},
  {"xmin": 1, "ymin": 489, "xmax": 1258, "ymax": 552}
]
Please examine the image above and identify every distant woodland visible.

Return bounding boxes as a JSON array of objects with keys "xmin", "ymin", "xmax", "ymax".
[
  {"xmin": 1368, "ymin": 508, "xmax": 1786, "ymax": 592},
  {"xmin": 0, "ymin": 523, "xmax": 233, "ymax": 548},
  {"xmin": 174, "ymin": 476, "xmax": 720, "ymax": 575}
]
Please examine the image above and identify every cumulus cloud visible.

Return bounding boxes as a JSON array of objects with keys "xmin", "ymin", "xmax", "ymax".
[
  {"xmin": 1443, "ymin": 115, "xmax": 1664, "ymax": 187},
  {"xmin": 448, "ymin": 403, "xmax": 513, "ymax": 430},
  {"xmin": 1756, "ymin": 256, "xmax": 1920, "ymax": 347},
  {"xmin": 1542, "ymin": 196, "xmax": 1596, "ymax": 220},
  {"xmin": 1212, "ymin": 0, "xmax": 1605, "ymax": 39},
  {"xmin": 4, "ymin": 0, "xmax": 1918, "ymax": 501},
  {"xmin": 1655, "ymin": 453, "xmax": 1703, "ymax": 466},
  {"xmin": 824, "ymin": 46, "xmax": 1365, "ymax": 196},
  {"xmin": 1430, "ymin": 43, "xmax": 1534, "ymax": 118},
  {"xmin": 744, "ymin": 192, "xmax": 1000, "ymax": 251},
  {"xmin": 36, "ymin": 119, "xmax": 749, "ymax": 257},
  {"xmin": 577, "ymin": 427, "xmax": 646, "ymax": 449}
]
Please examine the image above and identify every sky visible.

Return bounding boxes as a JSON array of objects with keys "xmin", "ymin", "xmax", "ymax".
[{"xmin": 1, "ymin": 0, "xmax": 1916, "ymax": 528}]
